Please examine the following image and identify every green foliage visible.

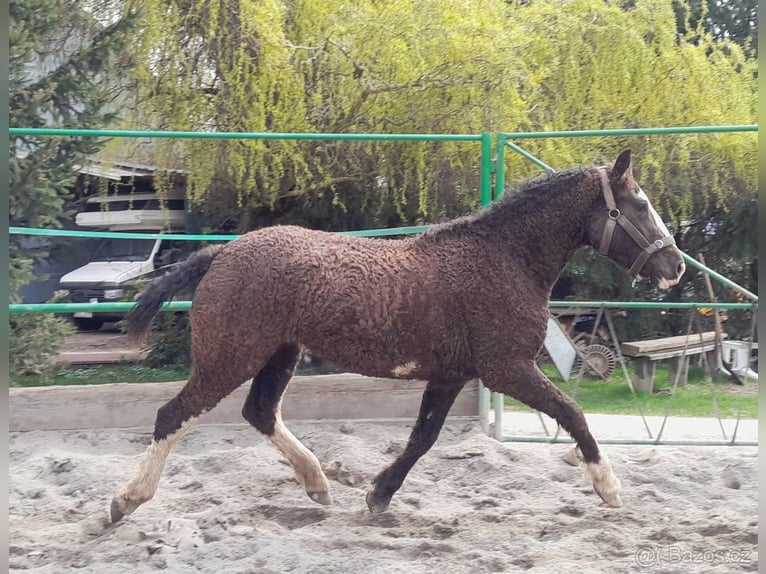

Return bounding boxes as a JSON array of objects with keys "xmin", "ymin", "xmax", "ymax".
[
  {"xmin": 502, "ymin": 0, "xmax": 756, "ymax": 322},
  {"xmin": 144, "ymin": 313, "xmax": 192, "ymax": 368},
  {"xmin": 9, "ymin": 282, "xmax": 75, "ymax": 378},
  {"xmin": 504, "ymin": 0, "xmax": 756, "ymax": 212},
  {"xmin": 9, "ymin": 0, "xmax": 138, "ymax": 279},
  {"xmin": 129, "ymin": 0, "xmax": 532, "ymax": 229},
  {"xmin": 9, "ymin": 0, "xmax": 138, "ymax": 239},
  {"xmin": 9, "ymin": 313, "xmax": 73, "ymax": 380},
  {"xmin": 10, "ymin": 0, "xmax": 139, "ymax": 370},
  {"xmin": 673, "ymin": 0, "xmax": 757, "ymax": 56},
  {"xmin": 127, "ymin": 0, "xmax": 756, "ymax": 302},
  {"xmin": 9, "ymin": 0, "xmax": 139, "ymax": 291}
]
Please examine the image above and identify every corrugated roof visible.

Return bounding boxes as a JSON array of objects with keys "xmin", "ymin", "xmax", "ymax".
[{"xmin": 77, "ymin": 164, "xmax": 156, "ymax": 181}]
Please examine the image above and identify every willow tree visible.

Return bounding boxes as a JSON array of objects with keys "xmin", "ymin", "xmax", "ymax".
[
  {"xmin": 504, "ymin": 0, "xmax": 756, "ymax": 217},
  {"xmin": 126, "ymin": 0, "xmax": 754, "ymax": 231},
  {"xmin": 10, "ymin": 0, "xmax": 138, "ymax": 375},
  {"xmin": 500, "ymin": 0, "xmax": 756, "ymax": 337},
  {"xmin": 126, "ymin": 0, "xmax": 534, "ymax": 231}
]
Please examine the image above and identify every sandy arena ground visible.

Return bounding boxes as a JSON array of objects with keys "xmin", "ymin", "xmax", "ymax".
[{"xmin": 9, "ymin": 420, "xmax": 758, "ymax": 574}]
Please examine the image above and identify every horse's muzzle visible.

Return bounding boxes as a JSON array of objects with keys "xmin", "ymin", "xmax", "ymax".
[{"xmin": 653, "ymin": 258, "xmax": 686, "ymax": 290}]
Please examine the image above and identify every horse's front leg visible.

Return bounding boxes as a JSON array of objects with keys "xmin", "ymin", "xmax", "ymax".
[
  {"xmin": 481, "ymin": 359, "xmax": 622, "ymax": 507},
  {"xmin": 366, "ymin": 379, "xmax": 466, "ymax": 513}
]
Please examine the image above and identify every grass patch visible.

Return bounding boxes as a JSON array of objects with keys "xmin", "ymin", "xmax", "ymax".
[
  {"xmin": 10, "ymin": 364, "xmax": 191, "ymax": 387},
  {"xmin": 501, "ymin": 363, "xmax": 757, "ymax": 419}
]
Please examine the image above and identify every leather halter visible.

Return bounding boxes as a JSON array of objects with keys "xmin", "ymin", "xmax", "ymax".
[{"xmin": 597, "ymin": 167, "xmax": 676, "ymax": 276}]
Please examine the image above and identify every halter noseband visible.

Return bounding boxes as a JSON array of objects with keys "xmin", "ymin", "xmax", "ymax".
[{"xmin": 597, "ymin": 167, "xmax": 675, "ymax": 276}]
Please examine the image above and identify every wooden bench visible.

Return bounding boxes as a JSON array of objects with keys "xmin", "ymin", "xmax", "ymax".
[{"xmin": 621, "ymin": 332, "xmax": 723, "ymax": 393}]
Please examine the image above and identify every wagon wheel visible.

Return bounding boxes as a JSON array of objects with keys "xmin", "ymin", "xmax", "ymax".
[{"xmin": 576, "ymin": 344, "xmax": 617, "ymax": 380}]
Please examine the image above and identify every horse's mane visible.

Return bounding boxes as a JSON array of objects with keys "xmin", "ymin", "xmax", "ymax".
[
  {"xmin": 493, "ymin": 166, "xmax": 590, "ymax": 214},
  {"xmin": 422, "ymin": 166, "xmax": 591, "ymax": 240}
]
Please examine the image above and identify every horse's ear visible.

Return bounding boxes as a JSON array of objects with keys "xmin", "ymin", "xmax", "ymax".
[{"xmin": 611, "ymin": 149, "xmax": 633, "ymax": 181}]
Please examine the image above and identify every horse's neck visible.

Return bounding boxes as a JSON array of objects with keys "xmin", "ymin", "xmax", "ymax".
[{"xmin": 479, "ymin": 185, "xmax": 597, "ymax": 291}]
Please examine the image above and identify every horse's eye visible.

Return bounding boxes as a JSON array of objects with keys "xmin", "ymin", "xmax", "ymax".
[{"xmin": 637, "ymin": 201, "xmax": 649, "ymax": 214}]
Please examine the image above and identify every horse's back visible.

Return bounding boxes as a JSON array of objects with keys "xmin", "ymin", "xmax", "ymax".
[
  {"xmin": 191, "ymin": 225, "xmax": 475, "ymax": 379},
  {"xmin": 193, "ymin": 224, "xmax": 430, "ymax": 332},
  {"xmin": 224, "ymin": 224, "xmax": 420, "ymax": 291}
]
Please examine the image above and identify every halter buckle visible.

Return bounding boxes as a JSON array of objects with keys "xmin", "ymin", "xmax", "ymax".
[
  {"xmin": 608, "ymin": 209, "xmax": 620, "ymax": 220},
  {"xmin": 653, "ymin": 239, "xmax": 665, "ymax": 250}
]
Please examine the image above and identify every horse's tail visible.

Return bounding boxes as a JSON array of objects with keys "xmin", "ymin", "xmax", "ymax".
[{"xmin": 127, "ymin": 244, "xmax": 225, "ymax": 342}]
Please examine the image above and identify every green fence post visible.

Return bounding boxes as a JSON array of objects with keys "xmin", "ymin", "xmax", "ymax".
[
  {"xmin": 478, "ymin": 131, "xmax": 493, "ymax": 433},
  {"xmin": 480, "ymin": 132, "xmax": 493, "ymax": 207},
  {"xmin": 495, "ymin": 133, "xmax": 506, "ymax": 199}
]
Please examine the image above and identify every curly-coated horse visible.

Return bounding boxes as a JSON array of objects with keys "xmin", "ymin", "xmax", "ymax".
[{"xmin": 110, "ymin": 150, "xmax": 685, "ymax": 522}]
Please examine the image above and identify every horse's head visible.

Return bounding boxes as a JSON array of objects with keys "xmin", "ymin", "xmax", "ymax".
[{"xmin": 587, "ymin": 150, "xmax": 685, "ymax": 289}]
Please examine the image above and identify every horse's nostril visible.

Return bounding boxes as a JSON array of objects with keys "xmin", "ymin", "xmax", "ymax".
[{"xmin": 677, "ymin": 261, "xmax": 686, "ymax": 277}]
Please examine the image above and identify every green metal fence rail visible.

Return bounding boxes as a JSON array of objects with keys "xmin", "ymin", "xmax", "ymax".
[
  {"xmin": 495, "ymin": 125, "xmax": 757, "ymax": 200},
  {"xmin": 8, "ymin": 225, "xmax": 432, "ymax": 241},
  {"xmin": 10, "ymin": 128, "xmax": 494, "ymax": 208},
  {"xmin": 9, "ymin": 300, "xmax": 754, "ymax": 314},
  {"xmin": 10, "ymin": 127, "xmax": 485, "ymax": 140}
]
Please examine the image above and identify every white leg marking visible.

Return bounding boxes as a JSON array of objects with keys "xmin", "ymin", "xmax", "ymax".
[
  {"xmin": 269, "ymin": 404, "xmax": 331, "ymax": 504},
  {"xmin": 113, "ymin": 416, "xmax": 199, "ymax": 516},
  {"xmin": 583, "ymin": 451, "xmax": 623, "ymax": 508}
]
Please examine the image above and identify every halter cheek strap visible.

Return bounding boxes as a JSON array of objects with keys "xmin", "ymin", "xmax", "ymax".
[{"xmin": 597, "ymin": 167, "xmax": 676, "ymax": 276}]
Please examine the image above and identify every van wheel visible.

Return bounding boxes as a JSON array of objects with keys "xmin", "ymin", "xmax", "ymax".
[{"xmin": 73, "ymin": 317, "xmax": 105, "ymax": 331}]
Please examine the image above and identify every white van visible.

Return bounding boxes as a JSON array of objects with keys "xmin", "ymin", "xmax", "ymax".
[{"xmin": 59, "ymin": 191, "xmax": 191, "ymax": 330}]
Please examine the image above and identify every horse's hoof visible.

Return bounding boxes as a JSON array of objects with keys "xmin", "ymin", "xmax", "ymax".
[
  {"xmin": 593, "ymin": 479, "xmax": 623, "ymax": 508},
  {"xmin": 110, "ymin": 499, "xmax": 125, "ymax": 523},
  {"xmin": 584, "ymin": 458, "xmax": 622, "ymax": 508},
  {"xmin": 365, "ymin": 490, "xmax": 391, "ymax": 514},
  {"xmin": 561, "ymin": 447, "xmax": 581, "ymax": 467},
  {"xmin": 307, "ymin": 490, "xmax": 332, "ymax": 506},
  {"xmin": 595, "ymin": 487, "xmax": 623, "ymax": 508}
]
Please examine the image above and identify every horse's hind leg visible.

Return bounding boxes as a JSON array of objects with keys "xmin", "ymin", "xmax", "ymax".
[
  {"xmin": 242, "ymin": 343, "xmax": 332, "ymax": 505},
  {"xmin": 110, "ymin": 368, "xmax": 241, "ymax": 522},
  {"xmin": 366, "ymin": 379, "xmax": 465, "ymax": 513},
  {"xmin": 482, "ymin": 360, "xmax": 622, "ymax": 508}
]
